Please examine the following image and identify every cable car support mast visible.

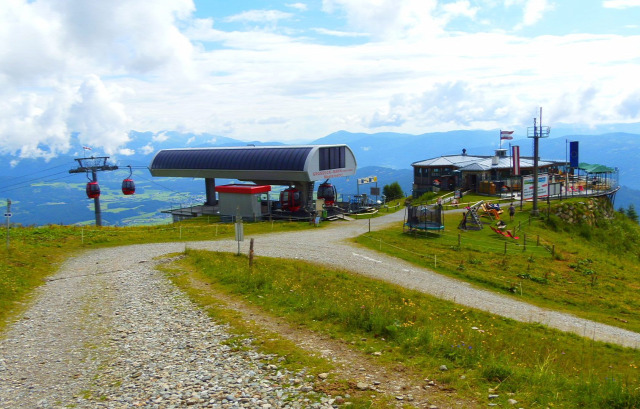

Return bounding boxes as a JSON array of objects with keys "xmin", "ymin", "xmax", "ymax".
[{"xmin": 69, "ymin": 156, "xmax": 118, "ymax": 226}]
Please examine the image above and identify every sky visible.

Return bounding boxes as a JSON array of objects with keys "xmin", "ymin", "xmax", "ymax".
[{"xmin": 1, "ymin": 0, "xmax": 640, "ymax": 160}]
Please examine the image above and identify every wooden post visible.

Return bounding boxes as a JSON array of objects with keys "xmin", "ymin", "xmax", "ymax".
[
  {"xmin": 537, "ymin": 235, "xmax": 540, "ymax": 246},
  {"xmin": 523, "ymin": 233, "xmax": 527, "ymax": 251},
  {"xmin": 552, "ymin": 244, "xmax": 555, "ymax": 257},
  {"xmin": 249, "ymin": 238, "xmax": 255, "ymax": 267}
]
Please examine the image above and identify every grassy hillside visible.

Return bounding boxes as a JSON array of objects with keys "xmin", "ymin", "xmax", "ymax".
[
  {"xmin": 2, "ymin": 200, "xmax": 640, "ymax": 408},
  {"xmin": 357, "ymin": 197, "xmax": 640, "ymax": 333}
]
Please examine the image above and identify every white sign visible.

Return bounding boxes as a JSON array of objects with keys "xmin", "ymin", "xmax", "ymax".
[
  {"xmin": 4, "ymin": 213, "xmax": 11, "ymax": 218},
  {"xmin": 357, "ymin": 176, "xmax": 377, "ymax": 185},
  {"xmin": 522, "ymin": 174, "xmax": 549, "ymax": 200}
]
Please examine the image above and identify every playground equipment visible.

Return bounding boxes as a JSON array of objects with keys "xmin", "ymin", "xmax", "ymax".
[
  {"xmin": 458, "ymin": 201, "xmax": 484, "ymax": 231},
  {"xmin": 404, "ymin": 204, "xmax": 444, "ymax": 232}
]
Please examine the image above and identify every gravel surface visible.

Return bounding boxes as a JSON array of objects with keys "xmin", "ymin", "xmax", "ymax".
[{"xmin": 1, "ymin": 209, "xmax": 639, "ymax": 407}]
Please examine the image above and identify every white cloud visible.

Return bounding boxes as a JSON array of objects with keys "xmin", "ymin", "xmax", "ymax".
[
  {"xmin": 322, "ymin": 0, "xmax": 442, "ymax": 40},
  {"xmin": 225, "ymin": 10, "xmax": 293, "ymax": 24},
  {"xmin": 441, "ymin": 1, "xmax": 479, "ymax": 21},
  {"xmin": 141, "ymin": 143, "xmax": 155, "ymax": 155},
  {"xmin": 286, "ymin": 3, "xmax": 308, "ymax": 11},
  {"xmin": 617, "ymin": 91, "xmax": 640, "ymax": 118},
  {"xmin": 119, "ymin": 148, "xmax": 135, "ymax": 156},
  {"xmin": 312, "ymin": 28, "xmax": 369, "ymax": 37},
  {"xmin": 521, "ymin": 0, "xmax": 555, "ymax": 27},
  {"xmin": 603, "ymin": 0, "xmax": 640, "ymax": 9},
  {"xmin": 152, "ymin": 132, "xmax": 170, "ymax": 142},
  {"xmin": 68, "ymin": 75, "xmax": 131, "ymax": 155}
]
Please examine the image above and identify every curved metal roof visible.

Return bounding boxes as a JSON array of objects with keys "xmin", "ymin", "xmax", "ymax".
[
  {"xmin": 149, "ymin": 145, "xmax": 357, "ymax": 183},
  {"xmin": 151, "ymin": 147, "xmax": 312, "ymax": 172}
]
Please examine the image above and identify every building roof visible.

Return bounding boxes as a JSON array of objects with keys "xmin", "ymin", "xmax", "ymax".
[
  {"xmin": 215, "ymin": 184, "xmax": 272, "ymax": 194},
  {"xmin": 412, "ymin": 153, "xmax": 555, "ymax": 172},
  {"xmin": 149, "ymin": 145, "xmax": 357, "ymax": 183}
]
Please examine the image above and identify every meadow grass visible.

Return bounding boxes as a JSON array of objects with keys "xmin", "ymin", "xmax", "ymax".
[
  {"xmin": 178, "ymin": 249, "xmax": 640, "ymax": 408},
  {"xmin": 356, "ymin": 198, "xmax": 640, "ymax": 333}
]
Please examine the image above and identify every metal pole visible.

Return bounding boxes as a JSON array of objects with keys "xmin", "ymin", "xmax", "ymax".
[
  {"xmin": 92, "ymin": 169, "xmax": 102, "ymax": 227},
  {"xmin": 5, "ymin": 199, "xmax": 10, "ymax": 250},
  {"xmin": 532, "ymin": 117, "xmax": 540, "ymax": 216}
]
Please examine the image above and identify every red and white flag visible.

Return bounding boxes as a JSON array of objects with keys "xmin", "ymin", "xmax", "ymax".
[
  {"xmin": 512, "ymin": 145, "xmax": 520, "ymax": 176},
  {"xmin": 500, "ymin": 130, "xmax": 514, "ymax": 140},
  {"xmin": 83, "ymin": 146, "xmax": 92, "ymax": 150}
]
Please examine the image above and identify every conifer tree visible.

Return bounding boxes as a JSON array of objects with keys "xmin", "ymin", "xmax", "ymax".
[{"xmin": 626, "ymin": 204, "xmax": 638, "ymax": 223}]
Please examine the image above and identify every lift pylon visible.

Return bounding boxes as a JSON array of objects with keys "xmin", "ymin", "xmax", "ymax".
[{"xmin": 69, "ymin": 156, "xmax": 118, "ymax": 226}]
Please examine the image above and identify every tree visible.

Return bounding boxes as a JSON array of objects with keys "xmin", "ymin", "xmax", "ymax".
[
  {"xmin": 626, "ymin": 204, "xmax": 638, "ymax": 223},
  {"xmin": 383, "ymin": 182, "xmax": 404, "ymax": 201}
]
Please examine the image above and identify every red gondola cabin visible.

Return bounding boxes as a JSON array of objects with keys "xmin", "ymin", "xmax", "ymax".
[
  {"xmin": 317, "ymin": 181, "xmax": 337, "ymax": 206},
  {"xmin": 86, "ymin": 181, "xmax": 100, "ymax": 199},
  {"xmin": 280, "ymin": 187, "xmax": 301, "ymax": 212},
  {"xmin": 121, "ymin": 178, "xmax": 135, "ymax": 195}
]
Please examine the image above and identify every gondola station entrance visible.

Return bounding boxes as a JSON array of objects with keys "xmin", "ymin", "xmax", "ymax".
[{"xmin": 149, "ymin": 145, "xmax": 357, "ymax": 221}]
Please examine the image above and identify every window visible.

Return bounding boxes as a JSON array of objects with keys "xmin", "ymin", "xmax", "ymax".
[{"xmin": 319, "ymin": 147, "xmax": 346, "ymax": 170}]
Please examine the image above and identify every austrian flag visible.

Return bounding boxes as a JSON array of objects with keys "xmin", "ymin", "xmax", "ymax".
[{"xmin": 500, "ymin": 130, "xmax": 514, "ymax": 140}]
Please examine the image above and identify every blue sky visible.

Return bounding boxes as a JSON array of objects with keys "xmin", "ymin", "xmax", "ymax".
[{"xmin": 1, "ymin": 0, "xmax": 640, "ymax": 159}]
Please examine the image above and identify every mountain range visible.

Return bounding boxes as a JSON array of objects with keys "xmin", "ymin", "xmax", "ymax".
[{"xmin": 1, "ymin": 128, "xmax": 638, "ymax": 226}]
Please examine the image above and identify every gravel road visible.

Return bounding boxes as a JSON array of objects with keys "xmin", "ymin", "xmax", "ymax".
[{"xmin": 1, "ymin": 209, "xmax": 639, "ymax": 407}]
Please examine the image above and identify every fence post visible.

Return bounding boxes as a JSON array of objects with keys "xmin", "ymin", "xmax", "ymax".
[
  {"xmin": 434, "ymin": 255, "xmax": 437, "ymax": 269},
  {"xmin": 458, "ymin": 233, "xmax": 461, "ymax": 247},
  {"xmin": 537, "ymin": 235, "xmax": 540, "ymax": 246},
  {"xmin": 552, "ymin": 244, "xmax": 555, "ymax": 257},
  {"xmin": 249, "ymin": 238, "xmax": 255, "ymax": 267},
  {"xmin": 523, "ymin": 233, "xmax": 527, "ymax": 251}
]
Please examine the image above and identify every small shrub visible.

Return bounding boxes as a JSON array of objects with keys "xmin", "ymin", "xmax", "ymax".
[{"xmin": 481, "ymin": 361, "xmax": 514, "ymax": 383}]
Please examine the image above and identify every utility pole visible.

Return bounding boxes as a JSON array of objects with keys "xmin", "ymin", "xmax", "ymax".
[
  {"xmin": 69, "ymin": 156, "xmax": 118, "ymax": 227},
  {"xmin": 527, "ymin": 108, "xmax": 550, "ymax": 216},
  {"xmin": 5, "ymin": 199, "xmax": 10, "ymax": 250}
]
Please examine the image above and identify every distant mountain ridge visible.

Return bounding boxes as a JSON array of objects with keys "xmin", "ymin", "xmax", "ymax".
[{"xmin": 1, "ymin": 128, "xmax": 638, "ymax": 225}]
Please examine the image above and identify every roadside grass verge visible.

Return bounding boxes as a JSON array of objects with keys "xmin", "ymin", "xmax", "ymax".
[
  {"xmin": 176, "ymin": 250, "xmax": 640, "ymax": 408},
  {"xmin": 0, "ymin": 218, "xmax": 316, "ymax": 331},
  {"xmin": 357, "ymin": 199, "xmax": 640, "ymax": 333},
  {"xmin": 161, "ymin": 258, "xmax": 390, "ymax": 409}
]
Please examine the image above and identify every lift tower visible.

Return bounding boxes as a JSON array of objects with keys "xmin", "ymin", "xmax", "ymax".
[
  {"xmin": 527, "ymin": 108, "xmax": 550, "ymax": 216},
  {"xmin": 69, "ymin": 156, "xmax": 118, "ymax": 226}
]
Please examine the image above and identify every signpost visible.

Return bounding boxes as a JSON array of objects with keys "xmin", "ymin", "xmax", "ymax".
[
  {"xmin": 235, "ymin": 208, "xmax": 244, "ymax": 255},
  {"xmin": 357, "ymin": 176, "xmax": 377, "ymax": 198}
]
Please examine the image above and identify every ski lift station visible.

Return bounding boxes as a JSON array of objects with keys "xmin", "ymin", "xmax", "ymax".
[{"xmin": 149, "ymin": 145, "xmax": 357, "ymax": 221}]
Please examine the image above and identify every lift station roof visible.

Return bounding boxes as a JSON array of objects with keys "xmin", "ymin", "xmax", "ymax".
[{"xmin": 149, "ymin": 145, "xmax": 357, "ymax": 184}]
